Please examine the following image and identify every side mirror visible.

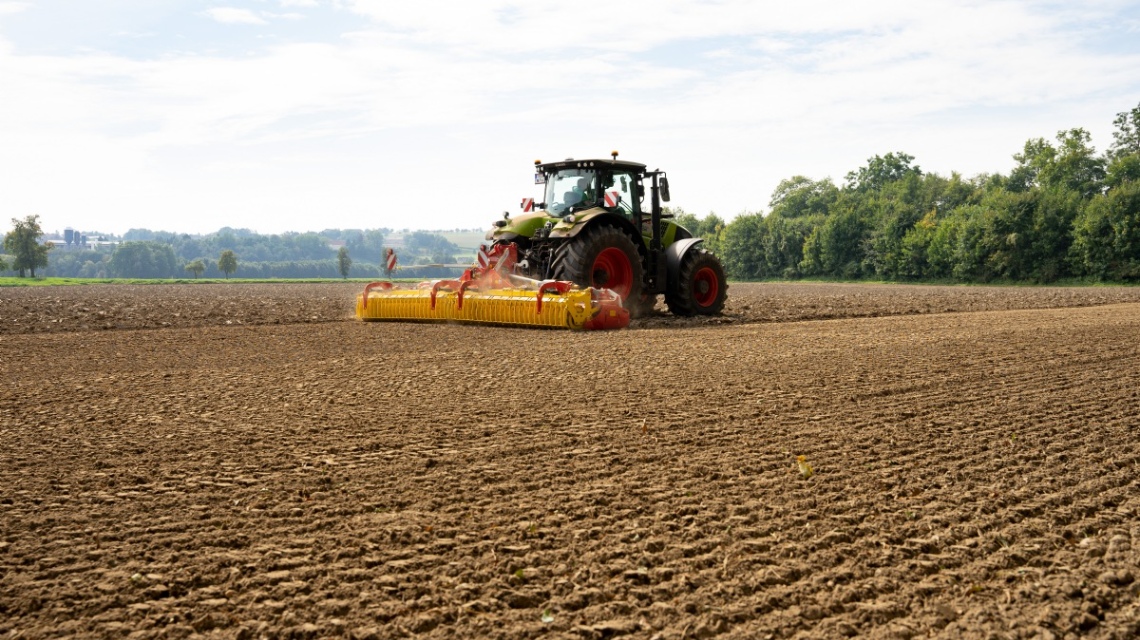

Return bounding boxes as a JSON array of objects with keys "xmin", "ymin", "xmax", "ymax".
[{"xmin": 660, "ymin": 176, "xmax": 671, "ymax": 203}]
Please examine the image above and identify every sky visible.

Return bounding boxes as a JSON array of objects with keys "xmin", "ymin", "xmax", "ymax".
[{"xmin": 1, "ymin": 1, "xmax": 1139, "ymax": 237}]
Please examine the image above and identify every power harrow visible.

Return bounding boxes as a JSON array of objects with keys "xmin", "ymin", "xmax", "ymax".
[{"xmin": 355, "ymin": 243, "xmax": 630, "ymax": 330}]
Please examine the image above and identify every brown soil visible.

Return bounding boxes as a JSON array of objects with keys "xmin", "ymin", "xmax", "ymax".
[
  {"xmin": 3, "ymin": 281, "xmax": 1140, "ymax": 334},
  {"xmin": 2, "ymin": 283, "xmax": 1139, "ymax": 639}
]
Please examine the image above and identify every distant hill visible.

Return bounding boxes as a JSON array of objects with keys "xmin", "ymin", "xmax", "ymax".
[{"xmin": 41, "ymin": 227, "xmax": 488, "ymax": 279}]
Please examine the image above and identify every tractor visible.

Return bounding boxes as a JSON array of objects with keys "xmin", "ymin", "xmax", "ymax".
[{"xmin": 485, "ymin": 153, "xmax": 727, "ymax": 316}]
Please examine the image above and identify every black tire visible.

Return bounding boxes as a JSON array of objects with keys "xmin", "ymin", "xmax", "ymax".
[
  {"xmin": 552, "ymin": 225, "xmax": 643, "ymax": 311},
  {"xmin": 666, "ymin": 248, "xmax": 727, "ymax": 316}
]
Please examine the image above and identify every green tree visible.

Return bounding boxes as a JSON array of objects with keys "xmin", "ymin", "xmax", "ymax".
[
  {"xmin": 1049, "ymin": 129, "xmax": 1106, "ymax": 198},
  {"xmin": 337, "ymin": 246, "xmax": 352, "ymax": 279},
  {"xmin": 925, "ymin": 206, "xmax": 971, "ymax": 279},
  {"xmin": 800, "ymin": 204, "xmax": 868, "ymax": 278},
  {"xmin": 185, "ymin": 259, "xmax": 205, "ymax": 278},
  {"xmin": 670, "ymin": 208, "xmax": 699, "ymax": 233},
  {"xmin": 1009, "ymin": 137, "xmax": 1052, "ymax": 192},
  {"xmin": 719, "ymin": 177, "xmax": 837, "ymax": 280},
  {"xmin": 844, "ymin": 152, "xmax": 921, "ymax": 192},
  {"xmin": 429, "ymin": 251, "xmax": 456, "ymax": 265},
  {"xmin": 1109, "ymin": 101, "xmax": 1140, "ymax": 160},
  {"xmin": 861, "ymin": 174, "xmax": 926, "ymax": 278},
  {"xmin": 4, "ymin": 215, "xmax": 52, "ymax": 277},
  {"xmin": 406, "ymin": 231, "xmax": 459, "ymax": 259},
  {"xmin": 925, "ymin": 172, "xmax": 983, "ymax": 212},
  {"xmin": 218, "ymin": 250, "xmax": 238, "ymax": 278},
  {"xmin": 950, "ymin": 205, "xmax": 997, "ymax": 281},
  {"xmin": 1107, "ymin": 154, "xmax": 1140, "ymax": 189},
  {"xmin": 44, "ymin": 249, "xmax": 107, "ymax": 278},
  {"xmin": 719, "ymin": 213, "xmax": 767, "ymax": 279},
  {"xmin": 0, "ymin": 255, "xmax": 7, "ymax": 272},
  {"xmin": 672, "ymin": 211, "xmax": 725, "ymax": 254},
  {"xmin": 1071, "ymin": 181, "xmax": 1140, "ymax": 280},
  {"xmin": 1011, "ymin": 129, "xmax": 1105, "ymax": 198},
  {"xmin": 108, "ymin": 241, "xmax": 178, "ymax": 278},
  {"xmin": 977, "ymin": 190, "xmax": 1036, "ymax": 280},
  {"xmin": 78, "ymin": 259, "xmax": 106, "ymax": 278},
  {"xmin": 899, "ymin": 210, "xmax": 939, "ymax": 278},
  {"xmin": 345, "ymin": 229, "xmax": 387, "ymax": 257},
  {"xmin": 1028, "ymin": 187, "xmax": 1082, "ymax": 282},
  {"xmin": 769, "ymin": 176, "xmax": 839, "ymax": 218},
  {"xmin": 1107, "ymin": 103, "xmax": 1140, "ymax": 188},
  {"xmin": 760, "ymin": 213, "xmax": 821, "ymax": 278},
  {"xmin": 291, "ymin": 233, "xmax": 332, "ymax": 260}
]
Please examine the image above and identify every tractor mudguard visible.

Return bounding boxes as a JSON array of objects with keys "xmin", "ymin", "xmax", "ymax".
[
  {"xmin": 665, "ymin": 238, "xmax": 704, "ymax": 289},
  {"xmin": 548, "ymin": 208, "xmax": 641, "ymax": 242}
]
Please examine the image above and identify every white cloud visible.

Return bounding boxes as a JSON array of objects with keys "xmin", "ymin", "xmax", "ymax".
[
  {"xmin": 0, "ymin": 1, "xmax": 29, "ymax": 16},
  {"xmin": 0, "ymin": 1, "xmax": 1138, "ymax": 234},
  {"xmin": 203, "ymin": 7, "xmax": 267, "ymax": 26},
  {"xmin": 279, "ymin": 0, "xmax": 321, "ymax": 7}
]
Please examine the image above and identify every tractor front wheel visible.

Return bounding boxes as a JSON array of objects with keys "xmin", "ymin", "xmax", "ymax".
[
  {"xmin": 552, "ymin": 225, "xmax": 643, "ymax": 311},
  {"xmin": 666, "ymin": 248, "xmax": 727, "ymax": 316}
]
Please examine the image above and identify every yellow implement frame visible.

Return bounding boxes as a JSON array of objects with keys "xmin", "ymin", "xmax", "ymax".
[{"xmin": 356, "ymin": 283, "xmax": 598, "ymax": 330}]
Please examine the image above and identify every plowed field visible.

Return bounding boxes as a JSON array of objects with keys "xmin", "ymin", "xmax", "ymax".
[{"xmin": 2, "ymin": 283, "xmax": 1139, "ymax": 639}]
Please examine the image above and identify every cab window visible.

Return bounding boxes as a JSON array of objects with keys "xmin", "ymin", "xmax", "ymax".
[
  {"xmin": 601, "ymin": 171, "xmax": 638, "ymax": 219},
  {"xmin": 544, "ymin": 170, "xmax": 598, "ymax": 215}
]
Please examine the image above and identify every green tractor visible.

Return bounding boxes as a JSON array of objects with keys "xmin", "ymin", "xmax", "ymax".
[{"xmin": 485, "ymin": 153, "xmax": 727, "ymax": 316}]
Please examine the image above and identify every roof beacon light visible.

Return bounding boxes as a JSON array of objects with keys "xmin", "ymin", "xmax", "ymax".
[{"xmin": 611, "ymin": 150, "xmax": 619, "ymax": 160}]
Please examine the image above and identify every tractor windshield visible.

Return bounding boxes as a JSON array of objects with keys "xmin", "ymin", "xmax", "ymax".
[{"xmin": 544, "ymin": 169, "xmax": 597, "ymax": 215}]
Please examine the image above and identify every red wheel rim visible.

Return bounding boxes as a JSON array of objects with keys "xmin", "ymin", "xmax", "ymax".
[
  {"xmin": 592, "ymin": 248, "xmax": 634, "ymax": 298},
  {"xmin": 693, "ymin": 267, "xmax": 719, "ymax": 307}
]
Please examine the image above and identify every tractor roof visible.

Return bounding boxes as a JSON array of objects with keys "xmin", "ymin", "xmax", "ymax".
[{"xmin": 537, "ymin": 158, "xmax": 648, "ymax": 174}]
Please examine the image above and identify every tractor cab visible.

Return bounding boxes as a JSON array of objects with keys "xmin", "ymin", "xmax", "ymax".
[{"xmin": 537, "ymin": 158, "xmax": 647, "ymax": 220}]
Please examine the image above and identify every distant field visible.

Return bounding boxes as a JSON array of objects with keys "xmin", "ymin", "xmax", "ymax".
[{"xmin": 438, "ymin": 230, "xmax": 489, "ymax": 251}]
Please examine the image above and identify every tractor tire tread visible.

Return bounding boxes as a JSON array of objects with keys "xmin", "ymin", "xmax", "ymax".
[
  {"xmin": 666, "ymin": 247, "xmax": 728, "ymax": 316},
  {"xmin": 551, "ymin": 225, "xmax": 644, "ymax": 312}
]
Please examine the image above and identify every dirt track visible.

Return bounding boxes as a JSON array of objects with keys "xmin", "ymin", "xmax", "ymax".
[{"xmin": 2, "ymin": 283, "xmax": 1139, "ymax": 639}]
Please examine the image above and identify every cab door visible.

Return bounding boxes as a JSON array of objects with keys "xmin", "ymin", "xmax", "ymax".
[{"xmin": 601, "ymin": 171, "xmax": 639, "ymax": 220}]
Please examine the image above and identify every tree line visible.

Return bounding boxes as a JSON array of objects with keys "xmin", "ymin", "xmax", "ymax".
[
  {"xmin": 1, "ymin": 225, "xmax": 466, "ymax": 279},
  {"xmin": 673, "ymin": 101, "xmax": 1140, "ymax": 283}
]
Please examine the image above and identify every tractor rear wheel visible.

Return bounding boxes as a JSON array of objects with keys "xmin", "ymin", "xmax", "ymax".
[
  {"xmin": 666, "ymin": 248, "xmax": 727, "ymax": 316},
  {"xmin": 552, "ymin": 225, "xmax": 643, "ymax": 311}
]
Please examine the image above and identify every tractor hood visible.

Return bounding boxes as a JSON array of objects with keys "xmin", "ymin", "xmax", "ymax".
[
  {"xmin": 487, "ymin": 212, "xmax": 556, "ymax": 240},
  {"xmin": 487, "ymin": 208, "xmax": 603, "ymax": 241}
]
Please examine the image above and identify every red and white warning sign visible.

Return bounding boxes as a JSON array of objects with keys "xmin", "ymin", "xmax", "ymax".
[
  {"xmin": 385, "ymin": 248, "xmax": 397, "ymax": 272},
  {"xmin": 521, "ymin": 197, "xmax": 534, "ymax": 213},
  {"xmin": 604, "ymin": 190, "xmax": 620, "ymax": 208},
  {"xmin": 476, "ymin": 245, "xmax": 490, "ymax": 269}
]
